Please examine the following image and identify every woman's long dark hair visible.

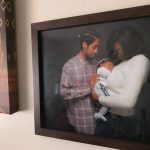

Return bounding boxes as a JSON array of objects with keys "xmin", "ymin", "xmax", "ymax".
[{"xmin": 107, "ymin": 26, "xmax": 148, "ymax": 64}]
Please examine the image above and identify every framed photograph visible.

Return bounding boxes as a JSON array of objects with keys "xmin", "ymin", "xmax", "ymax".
[
  {"xmin": 32, "ymin": 5, "xmax": 150, "ymax": 149},
  {"xmin": 0, "ymin": 0, "xmax": 18, "ymax": 114}
]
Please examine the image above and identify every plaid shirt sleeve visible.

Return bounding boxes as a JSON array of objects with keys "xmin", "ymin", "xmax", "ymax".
[{"xmin": 60, "ymin": 63, "xmax": 90, "ymax": 100}]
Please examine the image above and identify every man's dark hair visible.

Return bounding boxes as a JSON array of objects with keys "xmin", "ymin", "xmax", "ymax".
[
  {"xmin": 107, "ymin": 26, "xmax": 148, "ymax": 64},
  {"xmin": 79, "ymin": 29, "xmax": 100, "ymax": 49}
]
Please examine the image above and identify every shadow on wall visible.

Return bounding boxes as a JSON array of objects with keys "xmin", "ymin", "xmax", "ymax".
[{"xmin": 15, "ymin": 0, "xmax": 33, "ymax": 110}]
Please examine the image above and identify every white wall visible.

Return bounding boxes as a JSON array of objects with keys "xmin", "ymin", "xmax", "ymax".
[{"xmin": 0, "ymin": 0, "xmax": 150, "ymax": 150}]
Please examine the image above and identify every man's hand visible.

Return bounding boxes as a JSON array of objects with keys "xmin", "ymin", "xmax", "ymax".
[{"xmin": 89, "ymin": 74, "xmax": 99, "ymax": 89}]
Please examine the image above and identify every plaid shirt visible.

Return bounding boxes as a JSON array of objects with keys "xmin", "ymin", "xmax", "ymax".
[{"xmin": 60, "ymin": 55, "xmax": 97, "ymax": 134}]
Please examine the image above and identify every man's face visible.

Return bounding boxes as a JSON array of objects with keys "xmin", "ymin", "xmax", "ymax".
[{"xmin": 83, "ymin": 38, "xmax": 100, "ymax": 60}]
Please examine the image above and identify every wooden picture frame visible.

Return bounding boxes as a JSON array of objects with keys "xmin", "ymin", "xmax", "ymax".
[
  {"xmin": 0, "ymin": 0, "xmax": 18, "ymax": 114},
  {"xmin": 31, "ymin": 5, "xmax": 150, "ymax": 149}
]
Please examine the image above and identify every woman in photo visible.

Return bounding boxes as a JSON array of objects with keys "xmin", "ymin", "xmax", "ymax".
[{"xmin": 90, "ymin": 26, "xmax": 150, "ymax": 138}]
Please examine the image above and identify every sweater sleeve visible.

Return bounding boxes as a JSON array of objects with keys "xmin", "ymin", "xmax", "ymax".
[{"xmin": 99, "ymin": 55, "xmax": 150, "ymax": 109}]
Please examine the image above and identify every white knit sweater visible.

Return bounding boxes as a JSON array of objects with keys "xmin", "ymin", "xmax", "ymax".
[{"xmin": 99, "ymin": 54, "xmax": 150, "ymax": 116}]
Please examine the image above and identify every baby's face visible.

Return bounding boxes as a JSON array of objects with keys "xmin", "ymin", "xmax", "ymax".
[{"xmin": 99, "ymin": 61, "xmax": 114, "ymax": 71}]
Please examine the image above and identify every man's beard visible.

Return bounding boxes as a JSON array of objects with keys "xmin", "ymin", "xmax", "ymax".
[{"xmin": 85, "ymin": 55, "xmax": 95, "ymax": 63}]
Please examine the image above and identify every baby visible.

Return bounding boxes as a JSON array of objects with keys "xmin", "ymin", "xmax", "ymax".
[{"xmin": 94, "ymin": 59, "xmax": 114, "ymax": 122}]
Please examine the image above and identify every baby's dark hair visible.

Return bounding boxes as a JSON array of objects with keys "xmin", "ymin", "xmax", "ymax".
[
  {"xmin": 96, "ymin": 58, "xmax": 110, "ymax": 69},
  {"xmin": 78, "ymin": 29, "xmax": 100, "ymax": 49}
]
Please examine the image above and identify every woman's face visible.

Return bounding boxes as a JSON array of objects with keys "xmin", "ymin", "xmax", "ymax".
[{"xmin": 113, "ymin": 42, "xmax": 125, "ymax": 60}]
